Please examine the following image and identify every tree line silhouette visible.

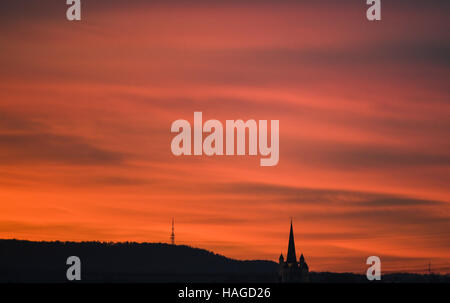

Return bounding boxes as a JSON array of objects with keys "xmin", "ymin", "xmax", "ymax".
[{"xmin": 0, "ymin": 239, "xmax": 448, "ymax": 283}]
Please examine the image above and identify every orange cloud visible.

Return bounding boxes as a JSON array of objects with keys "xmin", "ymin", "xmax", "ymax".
[{"xmin": 0, "ymin": 0, "xmax": 449, "ymax": 273}]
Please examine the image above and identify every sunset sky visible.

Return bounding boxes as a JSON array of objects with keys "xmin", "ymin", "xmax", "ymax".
[{"xmin": 0, "ymin": 0, "xmax": 449, "ymax": 273}]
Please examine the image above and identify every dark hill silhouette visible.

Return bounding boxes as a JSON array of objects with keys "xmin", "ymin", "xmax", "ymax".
[
  {"xmin": 0, "ymin": 239, "xmax": 278, "ymax": 282},
  {"xmin": 1, "ymin": 239, "xmax": 449, "ymax": 283}
]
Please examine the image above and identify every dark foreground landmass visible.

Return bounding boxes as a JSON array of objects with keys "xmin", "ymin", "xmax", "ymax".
[{"xmin": 0, "ymin": 239, "xmax": 448, "ymax": 283}]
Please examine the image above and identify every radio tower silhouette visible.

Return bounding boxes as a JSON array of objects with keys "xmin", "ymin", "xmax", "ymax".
[{"xmin": 170, "ymin": 218, "xmax": 175, "ymax": 245}]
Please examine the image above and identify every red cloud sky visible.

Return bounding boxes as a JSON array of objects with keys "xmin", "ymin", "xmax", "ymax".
[{"xmin": 0, "ymin": 1, "xmax": 449, "ymax": 273}]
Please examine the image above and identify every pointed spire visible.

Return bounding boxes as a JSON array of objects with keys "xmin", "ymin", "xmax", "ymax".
[{"xmin": 286, "ymin": 218, "xmax": 297, "ymax": 264}]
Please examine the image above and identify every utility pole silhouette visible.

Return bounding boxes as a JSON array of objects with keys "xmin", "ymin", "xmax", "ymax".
[{"xmin": 170, "ymin": 218, "xmax": 175, "ymax": 245}]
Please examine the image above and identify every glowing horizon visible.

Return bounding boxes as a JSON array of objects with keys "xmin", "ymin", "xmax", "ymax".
[{"xmin": 0, "ymin": 1, "xmax": 449, "ymax": 274}]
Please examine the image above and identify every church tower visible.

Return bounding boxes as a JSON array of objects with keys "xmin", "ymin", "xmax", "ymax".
[
  {"xmin": 278, "ymin": 219, "xmax": 309, "ymax": 282},
  {"xmin": 286, "ymin": 220, "xmax": 297, "ymax": 265}
]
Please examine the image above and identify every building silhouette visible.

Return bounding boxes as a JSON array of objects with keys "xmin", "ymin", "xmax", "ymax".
[{"xmin": 278, "ymin": 220, "xmax": 309, "ymax": 282}]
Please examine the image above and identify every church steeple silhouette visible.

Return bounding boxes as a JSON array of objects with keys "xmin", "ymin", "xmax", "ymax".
[
  {"xmin": 286, "ymin": 219, "xmax": 297, "ymax": 264},
  {"xmin": 278, "ymin": 219, "xmax": 309, "ymax": 282}
]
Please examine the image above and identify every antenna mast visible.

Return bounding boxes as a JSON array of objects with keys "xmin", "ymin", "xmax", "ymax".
[{"xmin": 170, "ymin": 218, "xmax": 175, "ymax": 245}]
